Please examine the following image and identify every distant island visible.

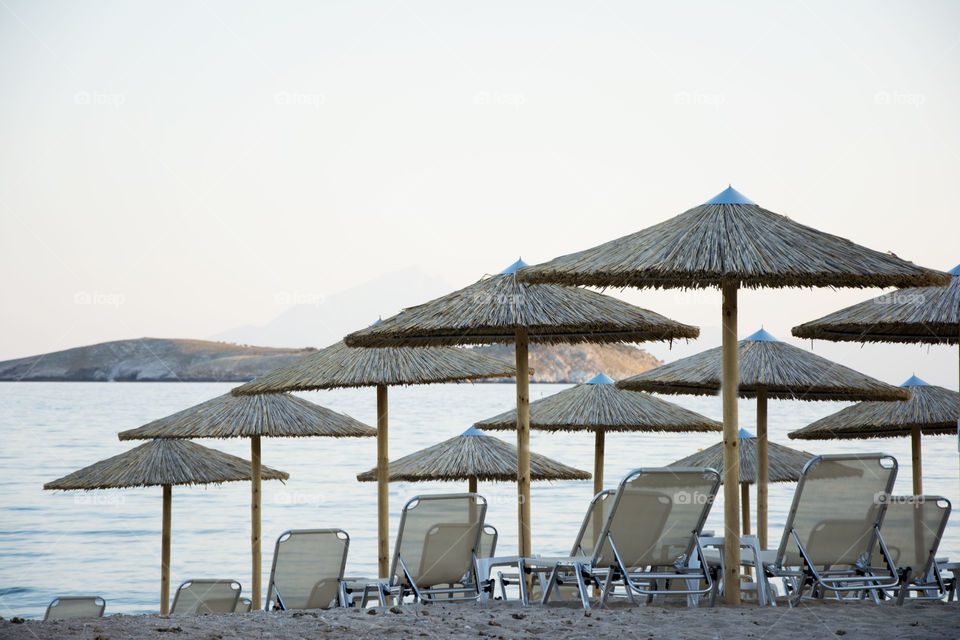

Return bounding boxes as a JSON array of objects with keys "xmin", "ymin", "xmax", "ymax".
[
  {"xmin": 469, "ymin": 343, "xmax": 662, "ymax": 383},
  {"xmin": 0, "ymin": 338, "xmax": 662, "ymax": 384}
]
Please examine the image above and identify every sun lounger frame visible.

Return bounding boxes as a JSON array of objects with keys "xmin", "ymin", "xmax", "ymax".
[{"xmin": 533, "ymin": 467, "xmax": 720, "ymax": 609}]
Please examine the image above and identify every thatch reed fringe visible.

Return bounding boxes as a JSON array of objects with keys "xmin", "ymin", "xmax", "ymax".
[
  {"xmin": 355, "ymin": 430, "xmax": 590, "ymax": 482},
  {"xmin": 516, "ymin": 202, "xmax": 949, "ymax": 290},
  {"xmin": 618, "ymin": 337, "xmax": 909, "ymax": 401},
  {"xmin": 233, "ymin": 340, "xmax": 516, "ymax": 395},
  {"xmin": 789, "ymin": 383, "xmax": 959, "ymax": 440},
  {"xmin": 792, "ymin": 265, "xmax": 960, "ymax": 345},
  {"xmin": 118, "ymin": 392, "xmax": 375, "ymax": 440},
  {"xmin": 475, "ymin": 381, "xmax": 720, "ymax": 433},
  {"xmin": 344, "ymin": 272, "xmax": 698, "ymax": 348},
  {"xmin": 44, "ymin": 439, "xmax": 289, "ymax": 490},
  {"xmin": 667, "ymin": 435, "xmax": 816, "ymax": 484}
]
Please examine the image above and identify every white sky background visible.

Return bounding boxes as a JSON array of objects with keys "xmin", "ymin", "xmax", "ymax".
[{"xmin": 1, "ymin": 1, "xmax": 958, "ymax": 385}]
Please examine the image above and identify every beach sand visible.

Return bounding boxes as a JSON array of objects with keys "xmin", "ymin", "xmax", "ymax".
[{"xmin": 2, "ymin": 600, "xmax": 956, "ymax": 640}]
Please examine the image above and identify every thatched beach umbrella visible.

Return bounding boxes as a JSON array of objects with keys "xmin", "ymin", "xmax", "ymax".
[
  {"xmin": 618, "ymin": 328, "xmax": 907, "ymax": 548},
  {"xmin": 44, "ymin": 439, "xmax": 288, "ymax": 614},
  {"xmin": 517, "ymin": 186, "xmax": 948, "ymax": 603},
  {"xmin": 230, "ymin": 339, "xmax": 515, "ymax": 580},
  {"xmin": 344, "ymin": 260, "xmax": 698, "ymax": 561},
  {"xmin": 792, "ymin": 264, "xmax": 960, "ymax": 493},
  {"xmin": 356, "ymin": 427, "xmax": 590, "ymax": 490},
  {"xmin": 788, "ymin": 375, "xmax": 958, "ymax": 493},
  {"xmin": 474, "ymin": 373, "xmax": 720, "ymax": 496},
  {"xmin": 667, "ymin": 429, "xmax": 817, "ymax": 536},
  {"xmin": 118, "ymin": 391, "xmax": 375, "ymax": 609}
]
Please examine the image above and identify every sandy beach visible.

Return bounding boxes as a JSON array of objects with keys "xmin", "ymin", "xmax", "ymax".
[{"xmin": 3, "ymin": 600, "xmax": 956, "ymax": 640}]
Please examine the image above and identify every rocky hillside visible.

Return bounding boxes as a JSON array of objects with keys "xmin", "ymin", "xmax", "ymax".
[
  {"xmin": 0, "ymin": 339, "xmax": 662, "ymax": 384},
  {"xmin": 0, "ymin": 338, "xmax": 316, "ymax": 382},
  {"xmin": 471, "ymin": 343, "xmax": 662, "ymax": 383}
]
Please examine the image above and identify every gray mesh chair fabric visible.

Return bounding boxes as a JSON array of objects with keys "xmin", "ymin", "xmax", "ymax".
[
  {"xmin": 384, "ymin": 493, "xmax": 487, "ymax": 604},
  {"xmin": 530, "ymin": 469, "xmax": 720, "ymax": 609},
  {"xmin": 767, "ymin": 453, "xmax": 900, "ymax": 605},
  {"xmin": 233, "ymin": 597, "xmax": 252, "ymax": 613},
  {"xmin": 478, "ymin": 524, "xmax": 498, "ymax": 559},
  {"xmin": 43, "ymin": 596, "xmax": 105, "ymax": 620},
  {"xmin": 265, "ymin": 529, "xmax": 349, "ymax": 610},
  {"xmin": 170, "ymin": 579, "xmax": 241, "ymax": 615},
  {"xmin": 872, "ymin": 496, "xmax": 951, "ymax": 602}
]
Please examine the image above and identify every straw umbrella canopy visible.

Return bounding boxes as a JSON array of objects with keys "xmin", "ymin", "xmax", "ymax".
[
  {"xmin": 356, "ymin": 427, "xmax": 590, "ymax": 490},
  {"xmin": 474, "ymin": 372, "xmax": 720, "ymax": 496},
  {"xmin": 789, "ymin": 375, "xmax": 958, "ymax": 493},
  {"xmin": 44, "ymin": 439, "xmax": 288, "ymax": 614},
  {"xmin": 343, "ymin": 260, "xmax": 699, "ymax": 561},
  {"xmin": 667, "ymin": 429, "xmax": 817, "ymax": 535},
  {"xmin": 517, "ymin": 186, "xmax": 948, "ymax": 603},
  {"xmin": 118, "ymin": 391, "xmax": 375, "ymax": 610},
  {"xmin": 618, "ymin": 328, "xmax": 908, "ymax": 548},
  {"xmin": 792, "ymin": 264, "xmax": 960, "ymax": 494},
  {"xmin": 230, "ymin": 339, "xmax": 515, "ymax": 580}
]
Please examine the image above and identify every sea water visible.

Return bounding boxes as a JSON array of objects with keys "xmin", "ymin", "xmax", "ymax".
[{"xmin": 1, "ymin": 381, "xmax": 957, "ymax": 618}]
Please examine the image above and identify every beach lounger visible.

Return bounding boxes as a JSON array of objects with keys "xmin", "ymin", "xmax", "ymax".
[
  {"xmin": 265, "ymin": 529, "xmax": 350, "ymax": 610},
  {"xmin": 170, "ymin": 579, "xmax": 241, "ymax": 614},
  {"xmin": 871, "ymin": 495, "xmax": 951, "ymax": 603},
  {"xmin": 43, "ymin": 596, "xmax": 105, "ymax": 620},
  {"xmin": 759, "ymin": 453, "xmax": 900, "ymax": 606},
  {"xmin": 499, "ymin": 489, "xmax": 615, "ymax": 603},
  {"xmin": 346, "ymin": 493, "xmax": 487, "ymax": 605},
  {"xmin": 233, "ymin": 597, "xmax": 252, "ymax": 612},
  {"xmin": 525, "ymin": 468, "xmax": 720, "ymax": 609}
]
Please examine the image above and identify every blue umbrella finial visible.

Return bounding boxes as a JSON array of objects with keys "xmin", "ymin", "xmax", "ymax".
[
  {"xmin": 900, "ymin": 375, "xmax": 929, "ymax": 387},
  {"xmin": 585, "ymin": 373, "xmax": 615, "ymax": 385},
  {"xmin": 704, "ymin": 186, "xmax": 756, "ymax": 205},
  {"xmin": 744, "ymin": 328, "xmax": 778, "ymax": 342},
  {"xmin": 461, "ymin": 426, "xmax": 486, "ymax": 436},
  {"xmin": 948, "ymin": 264, "xmax": 960, "ymax": 276},
  {"xmin": 500, "ymin": 258, "xmax": 529, "ymax": 275},
  {"xmin": 738, "ymin": 428, "xmax": 755, "ymax": 439}
]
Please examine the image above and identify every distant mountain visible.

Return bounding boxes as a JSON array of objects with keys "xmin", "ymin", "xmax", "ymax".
[
  {"xmin": 212, "ymin": 266, "xmax": 456, "ymax": 348},
  {"xmin": 0, "ymin": 338, "xmax": 662, "ymax": 384},
  {"xmin": 0, "ymin": 338, "xmax": 315, "ymax": 382},
  {"xmin": 471, "ymin": 343, "xmax": 663, "ymax": 384}
]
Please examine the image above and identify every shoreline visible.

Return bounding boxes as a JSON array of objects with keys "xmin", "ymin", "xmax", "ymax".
[{"xmin": 3, "ymin": 600, "xmax": 955, "ymax": 640}]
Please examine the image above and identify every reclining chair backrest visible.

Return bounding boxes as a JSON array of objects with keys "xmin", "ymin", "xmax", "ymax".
[
  {"xmin": 43, "ymin": 596, "xmax": 106, "ymax": 621},
  {"xmin": 170, "ymin": 579, "xmax": 241, "ymax": 614},
  {"xmin": 777, "ymin": 453, "xmax": 897, "ymax": 568},
  {"xmin": 478, "ymin": 524, "xmax": 498, "ymax": 559},
  {"xmin": 570, "ymin": 490, "xmax": 615, "ymax": 557},
  {"xmin": 592, "ymin": 468, "xmax": 720, "ymax": 569},
  {"xmin": 266, "ymin": 529, "xmax": 349, "ymax": 610},
  {"xmin": 391, "ymin": 493, "xmax": 486, "ymax": 589},
  {"xmin": 873, "ymin": 496, "xmax": 951, "ymax": 580}
]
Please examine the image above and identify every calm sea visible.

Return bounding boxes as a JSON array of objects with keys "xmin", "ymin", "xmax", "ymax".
[{"xmin": 1, "ymin": 381, "xmax": 957, "ymax": 618}]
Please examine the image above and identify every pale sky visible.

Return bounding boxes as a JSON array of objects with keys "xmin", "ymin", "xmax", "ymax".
[{"xmin": 1, "ymin": 1, "xmax": 958, "ymax": 385}]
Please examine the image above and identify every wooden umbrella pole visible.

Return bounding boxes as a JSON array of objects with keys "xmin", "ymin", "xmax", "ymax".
[
  {"xmin": 741, "ymin": 483, "xmax": 750, "ymax": 535},
  {"xmin": 721, "ymin": 280, "xmax": 742, "ymax": 605},
  {"xmin": 593, "ymin": 430, "xmax": 605, "ymax": 497},
  {"xmin": 161, "ymin": 484, "xmax": 172, "ymax": 614},
  {"xmin": 515, "ymin": 327, "xmax": 532, "ymax": 561},
  {"xmin": 250, "ymin": 435, "xmax": 262, "ymax": 610},
  {"xmin": 911, "ymin": 424, "xmax": 923, "ymax": 495},
  {"xmin": 741, "ymin": 483, "xmax": 752, "ymax": 579},
  {"xmin": 377, "ymin": 384, "xmax": 390, "ymax": 579},
  {"xmin": 468, "ymin": 475, "xmax": 478, "ymax": 494},
  {"xmin": 756, "ymin": 389, "xmax": 769, "ymax": 550}
]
